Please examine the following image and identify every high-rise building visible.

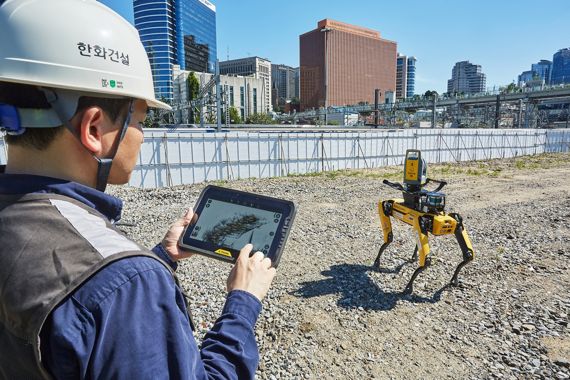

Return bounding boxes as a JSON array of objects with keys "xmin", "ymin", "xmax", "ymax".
[
  {"xmin": 299, "ymin": 19, "xmax": 397, "ymax": 111},
  {"xmin": 518, "ymin": 60, "xmax": 552, "ymax": 87},
  {"xmin": 531, "ymin": 60, "xmax": 552, "ymax": 84},
  {"xmin": 219, "ymin": 57, "xmax": 272, "ymax": 113},
  {"xmin": 133, "ymin": 0, "xmax": 216, "ymax": 103},
  {"xmin": 271, "ymin": 64, "xmax": 300, "ymax": 107},
  {"xmin": 396, "ymin": 54, "xmax": 416, "ymax": 99},
  {"xmin": 406, "ymin": 56, "xmax": 416, "ymax": 99},
  {"xmin": 447, "ymin": 61, "xmax": 486, "ymax": 94},
  {"xmin": 551, "ymin": 48, "xmax": 570, "ymax": 85},
  {"xmin": 518, "ymin": 70, "xmax": 534, "ymax": 87}
]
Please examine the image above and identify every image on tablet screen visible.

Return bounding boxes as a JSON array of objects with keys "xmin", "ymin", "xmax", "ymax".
[{"xmin": 192, "ymin": 199, "xmax": 282, "ymax": 254}]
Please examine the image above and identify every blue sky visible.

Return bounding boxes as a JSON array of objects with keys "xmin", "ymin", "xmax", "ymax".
[{"xmin": 101, "ymin": 0, "xmax": 570, "ymax": 94}]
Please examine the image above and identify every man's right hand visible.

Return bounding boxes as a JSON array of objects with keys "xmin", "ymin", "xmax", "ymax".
[{"xmin": 226, "ymin": 244, "xmax": 276, "ymax": 302}]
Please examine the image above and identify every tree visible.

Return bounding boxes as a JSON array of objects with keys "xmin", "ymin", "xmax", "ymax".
[
  {"xmin": 229, "ymin": 107, "xmax": 241, "ymax": 124},
  {"xmin": 246, "ymin": 113, "xmax": 275, "ymax": 124},
  {"xmin": 505, "ymin": 82, "xmax": 519, "ymax": 93},
  {"xmin": 424, "ymin": 90, "xmax": 439, "ymax": 99},
  {"xmin": 206, "ymin": 111, "xmax": 216, "ymax": 124},
  {"xmin": 187, "ymin": 72, "xmax": 200, "ymax": 123},
  {"xmin": 187, "ymin": 72, "xmax": 200, "ymax": 99},
  {"xmin": 143, "ymin": 96, "xmax": 171, "ymax": 128}
]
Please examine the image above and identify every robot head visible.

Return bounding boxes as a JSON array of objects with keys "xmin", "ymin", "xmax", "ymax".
[{"xmin": 403, "ymin": 150, "xmax": 427, "ymax": 187}]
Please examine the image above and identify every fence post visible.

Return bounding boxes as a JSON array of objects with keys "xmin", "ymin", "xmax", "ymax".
[
  {"xmin": 162, "ymin": 132, "xmax": 173, "ymax": 187},
  {"xmin": 320, "ymin": 133, "xmax": 324, "ymax": 172}
]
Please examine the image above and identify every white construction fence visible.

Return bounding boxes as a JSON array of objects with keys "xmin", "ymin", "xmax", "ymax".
[{"xmin": 1, "ymin": 128, "xmax": 569, "ymax": 188}]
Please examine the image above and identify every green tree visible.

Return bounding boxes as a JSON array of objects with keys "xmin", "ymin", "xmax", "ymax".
[
  {"xmin": 143, "ymin": 113, "xmax": 156, "ymax": 128},
  {"xmin": 246, "ymin": 113, "xmax": 275, "ymax": 124},
  {"xmin": 229, "ymin": 107, "xmax": 241, "ymax": 124},
  {"xmin": 187, "ymin": 72, "xmax": 200, "ymax": 123},
  {"xmin": 143, "ymin": 96, "xmax": 171, "ymax": 128},
  {"xmin": 187, "ymin": 72, "xmax": 199, "ymax": 99},
  {"xmin": 424, "ymin": 90, "xmax": 438, "ymax": 99},
  {"xmin": 505, "ymin": 82, "xmax": 519, "ymax": 93},
  {"xmin": 206, "ymin": 112, "xmax": 216, "ymax": 124}
]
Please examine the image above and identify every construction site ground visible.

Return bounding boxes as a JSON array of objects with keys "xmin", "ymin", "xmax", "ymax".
[{"xmin": 112, "ymin": 152, "xmax": 570, "ymax": 380}]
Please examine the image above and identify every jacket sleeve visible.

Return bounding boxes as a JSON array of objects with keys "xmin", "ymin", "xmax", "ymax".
[
  {"xmin": 40, "ymin": 257, "xmax": 262, "ymax": 379},
  {"xmin": 200, "ymin": 290, "xmax": 262, "ymax": 379}
]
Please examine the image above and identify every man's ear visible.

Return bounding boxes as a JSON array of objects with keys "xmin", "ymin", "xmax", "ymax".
[{"xmin": 77, "ymin": 107, "xmax": 106, "ymax": 155}]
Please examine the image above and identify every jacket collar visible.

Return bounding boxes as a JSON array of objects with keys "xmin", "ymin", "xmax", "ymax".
[{"xmin": 0, "ymin": 166, "xmax": 123, "ymax": 222}]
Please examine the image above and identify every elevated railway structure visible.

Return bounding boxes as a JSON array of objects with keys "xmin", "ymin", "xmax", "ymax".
[{"xmin": 284, "ymin": 85, "xmax": 570, "ymax": 129}]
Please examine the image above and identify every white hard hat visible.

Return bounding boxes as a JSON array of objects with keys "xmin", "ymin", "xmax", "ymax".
[{"xmin": 0, "ymin": 0, "xmax": 171, "ymax": 112}]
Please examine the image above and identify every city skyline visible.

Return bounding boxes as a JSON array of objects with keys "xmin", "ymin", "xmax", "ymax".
[{"xmin": 101, "ymin": 0, "xmax": 570, "ymax": 95}]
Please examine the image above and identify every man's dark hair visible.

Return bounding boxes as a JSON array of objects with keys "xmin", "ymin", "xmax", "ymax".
[{"xmin": 1, "ymin": 82, "xmax": 131, "ymax": 150}]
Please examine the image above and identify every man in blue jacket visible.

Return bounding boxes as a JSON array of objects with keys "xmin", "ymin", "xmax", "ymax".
[{"xmin": 0, "ymin": 0, "xmax": 275, "ymax": 379}]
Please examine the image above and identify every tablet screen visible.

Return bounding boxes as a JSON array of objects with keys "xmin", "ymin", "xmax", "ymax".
[
  {"xmin": 179, "ymin": 185, "xmax": 296, "ymax": 267},
  {"xmin": 190, "ymin": 198, "xmax": 282, "ymax": 255}
]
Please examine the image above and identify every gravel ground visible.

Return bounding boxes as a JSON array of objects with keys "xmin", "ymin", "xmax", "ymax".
[{"xmin": 109, "ymin": 153, "xmax": 570, "ymax": 380}]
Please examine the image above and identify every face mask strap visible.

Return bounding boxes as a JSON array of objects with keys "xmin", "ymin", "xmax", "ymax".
[
  {"xmin": 93, "ymin": 99, "xmax": 133, "ymax": 192},
  {"xmin": 43, "ymin": 88, "xmax": 134, "ymax": 192}
]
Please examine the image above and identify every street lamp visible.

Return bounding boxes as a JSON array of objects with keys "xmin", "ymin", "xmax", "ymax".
[{"xmin": 320, "ymin": 27, "xmax": 332, "ymax": 125}]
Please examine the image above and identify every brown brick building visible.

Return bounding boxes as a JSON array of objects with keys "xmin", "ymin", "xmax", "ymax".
[{"xmin": 300, "ymin": 19, "xmax": 397, "ymax": 111}]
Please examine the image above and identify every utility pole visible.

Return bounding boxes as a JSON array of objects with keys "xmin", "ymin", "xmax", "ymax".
[
  {"xmin": 374, "ymin": 89, "xmax": 380, "ymax": 127},
  {"xmin": 518, "ymin": 99, "xmax": 523, "ymax": 128},
  {"xmin": 224, "ymin": 83, "xmax": 230, "ymax": 127},
  {"xmin": 495, "ymin": 95, "xmax": 501, "ymax": 129},
  {"xmin": 199, "ymin": 73, "xmax": 205, "ymax": 128},
  {"xmin": 431, "ymin": 93, "xmax": 438, "ymax": 128},
  {"xmin": 215, "ymin": 59, "xmax": 221, "ymax": 131}
]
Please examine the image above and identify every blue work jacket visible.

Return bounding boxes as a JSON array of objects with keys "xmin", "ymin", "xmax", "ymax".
[{"xmin": 0, "ymin": 171, "xmax": 262, "ymax": 379}]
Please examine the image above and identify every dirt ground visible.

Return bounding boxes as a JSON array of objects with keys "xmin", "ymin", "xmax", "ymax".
[{"xmin": 114, "ymin": 153, "xmax": 570, "ymax": 380}]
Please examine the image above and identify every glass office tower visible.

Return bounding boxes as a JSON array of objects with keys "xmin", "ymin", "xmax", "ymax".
[
  {"xmin": 134, "ymin": 0, "xmax": 217, "ymax": 103},
  {"xmin": 531, "ymin": 60, "xmax": 552, "ymax": 85},
  {"xmin": 551, "ymin": 48, "xmax": 570, "ymax": 85},
  {"xmin": 176, "ymin": 0, "xmax": 217, "ymax": 73}
]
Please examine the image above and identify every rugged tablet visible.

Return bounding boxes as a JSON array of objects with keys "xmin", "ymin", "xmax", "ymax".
[{"xmin": 178, "ymin": 185, "xmax": 296, "ymax": 268}]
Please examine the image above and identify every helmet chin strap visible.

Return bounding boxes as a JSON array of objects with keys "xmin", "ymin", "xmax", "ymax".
[{"xmin": 42, "ymin": 89, "xmax": 134, "ymax": 192}]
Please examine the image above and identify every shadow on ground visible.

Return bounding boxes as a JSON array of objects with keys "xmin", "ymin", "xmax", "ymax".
[{"xmin": 293, "ymin": 263, "xmax": 455, "ymax": 311}]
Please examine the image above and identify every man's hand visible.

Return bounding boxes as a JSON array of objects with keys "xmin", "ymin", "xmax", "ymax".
[
  {"xmin": 227, "ymin": 244, "xmax": 276, "ymax": 302},
  {"xmin": 161, "ymin": 209, "xmax": 195, "ymax": 261}
]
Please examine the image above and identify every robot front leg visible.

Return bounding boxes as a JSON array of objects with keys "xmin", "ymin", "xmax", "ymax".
[
  {"xmin": 410, "ymin": 245, "xmax": 418, "ymax": 263},
  {"xmin": 404, "ymin": 257, "xmax": 431, "ymax": 295},
  {"xmin": 374, "ymin": 234, "xmax": 392, "ymax": 269},
  {"xmin": 374, "ymin": 201, "xmax": 394, "ymax": 269},
  {"xmin": 403, "ymin": 221, "xmax": 430, "ymax": 294},
  {"xmin": 449, "ymin": 213, "xmax": 475, "ymax": 286}
]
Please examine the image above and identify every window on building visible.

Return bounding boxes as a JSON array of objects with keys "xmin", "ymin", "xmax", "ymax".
[
  {"xmin": 230, "ymin": 86, "xmax": 234, "ymax": 106},
  {"xmin": 253, "ymin": 88, "xmax": 257, "ymax": 113},
  {"xmin": 240, "ymin": 86, "xmax": 244, "ymax": 106}
]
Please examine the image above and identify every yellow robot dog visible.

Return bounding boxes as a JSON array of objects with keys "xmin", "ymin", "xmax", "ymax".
[{"xmin": 375, "ymin": 149, "xmax": 474, "ymax": 294}]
